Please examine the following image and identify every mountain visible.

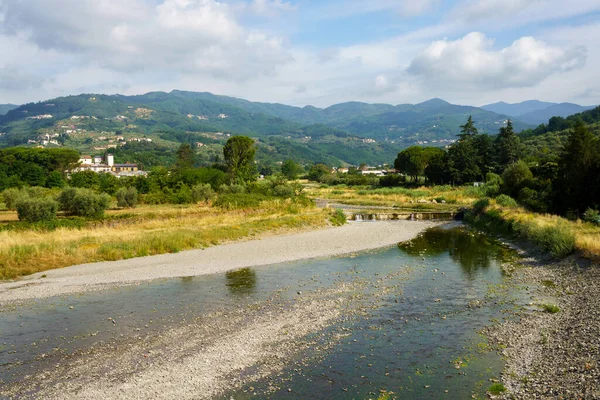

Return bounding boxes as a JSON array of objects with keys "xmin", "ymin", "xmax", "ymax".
[
  {"xmin": 482, "ymin": 100, "xmax": 596, "ymax": 125},
  {"xmin": 482, "ymin": 100, "xmax": 555, "ymax": 116},
  {"xmin": 517, "ymin": 103, "xmax": 597, "ymax": 125},
  {"xmin": 0, "ymin": 91, "xmax": 532, "ymax": 165},
  {"xmin": 0, "ymin": 104, "xmax": 18, "ymax": 116}
]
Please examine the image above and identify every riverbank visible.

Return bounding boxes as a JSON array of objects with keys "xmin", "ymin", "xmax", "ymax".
[
  {"xmin": 0, "ymin": 220, "xmax": 440, "ymax": 304},
  {"xmin": 484, "ymin": 253, "xmax": 600, "ymax": 398}
]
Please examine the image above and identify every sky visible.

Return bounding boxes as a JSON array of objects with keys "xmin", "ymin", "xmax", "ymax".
[{"xmin": 0, "ymin": 0, "xmax": 599, "ymax": 108}]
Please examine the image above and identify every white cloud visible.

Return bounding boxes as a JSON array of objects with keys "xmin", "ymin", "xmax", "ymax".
[
  {"xmin": 407, "ymin": 32, "xmax": 587, "ymax": 90},
  {"xmin": 0, "ymin": 0, "xmax": 291, "ymax": 81}
]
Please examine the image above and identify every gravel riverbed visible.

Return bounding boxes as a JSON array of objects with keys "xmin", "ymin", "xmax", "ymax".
[
  {"xmin": 485, "ymin": 255, "xmax": 600, "ymax": 399},
  {"xmin": 0, "ymin": 220, "xmax": 440, "ymax": 305}
]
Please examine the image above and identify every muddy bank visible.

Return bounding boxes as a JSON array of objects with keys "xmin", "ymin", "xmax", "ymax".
[
  {"xmin": 485, "ymin": 255, "xmax": 600, "ymax": 399},
  {"xmin": 0, "ymin": 220, "xmax": 439, "ymax": 304}
]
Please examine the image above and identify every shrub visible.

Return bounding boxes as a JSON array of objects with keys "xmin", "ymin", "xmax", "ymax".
[
  {"xmin": 273, "ymin": 184, "xmax": 295, "ymax": 198},
  {"xmin": 2, "ymin": 188, "xmax": 28, "ymax": 210},
  {"xmin": 191, "ymin": 183, "xmax": 215, "ymax": 204},
  {"xmin": 15, "ymin": 197, "xmax": 58, "ymax": 222},
  {"xmin": 116, "ymin": 187, "xmax": 138, "ymax": 208},
  {"xmin": 484, "ymin": 184, "xmax": 501, "ymax": 198},
  {"xmin": 541, "ymin": 304, "xmax": 560, "ymax": 313},
  {"xmin": 524, "ymin": 222, "xmax": 575, "ymax": 259},
  {"xmin": 583, "ymin": 208, "xmax": 600, "ymax": 224},
  {"xmin": 472, "ymin": 198, "xmax": 490, "ymax": 213},
  {"xmin": 218, "ymin": 184, "xmax": 246, "ymax": 194},
  {"xmin": 485, "ymin": 172, "xmax": 503, "ymax": 186},
  {"xmin": 172, "ymin": 184, "xmax": 193, "ymax": 204},
  {"xmin": 502, "ymin": 161, "xmax": 533, "ymax": 196},
  {"xmin": 329, "ymin": 208, "xmax": 347, "ymax": 226},
  {"xmin": 58, "ymin": 187, "xmax": 111, "ymax": 218},
  {"xmin": 487, "ymin": 383, "xmax": 506, "ymax": 395},
  {"xmin": 495, "ymin": 194, "xmax": 518, "ymax": 208}
]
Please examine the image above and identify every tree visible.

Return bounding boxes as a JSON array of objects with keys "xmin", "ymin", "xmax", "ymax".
[
  {"xmin": 424, "ymin": 149, "xmax": 449, "ymax": 184},
  {"xmin": 175, "ymin": 143, "xmax": 195, "ymax": 169},
  {"xmin": 495, "ymin": 121, "xmax": 521, "ymax": 170},
  {"xmin": 223, "ymin": 136, "xmax": 257, "ymax": 183},
  {"xmin": 447, "ymin": 138, "xmax": 480, "ymax": 184},
  {"xmin": 394, "ymin": 147, "xmax": 427, "ymax": 181},
  {"xmin": 502, "ymin": 160, "xmax": 533, "ymax": 196},
  {"xmin": 458, "ymin": 115, "xmax": 478, "ymax": 139},
  {"xmin": 307, "ymin": 164, "xmax": 330, "ymax": 182},
  {"xmin": 553, "ymin": 119, "xmax": 599, "ymax": 213},
  {"xmin": 281, "ymin": 159, "xmax": 302, "ymax": 180}
]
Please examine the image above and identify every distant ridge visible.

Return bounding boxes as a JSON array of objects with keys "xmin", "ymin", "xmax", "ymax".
[
  {"xmin": 482, "ymin": 100, "xmax": 596, "ymax": 125},
  {"xmin": 0, "ymin": 104, "xmax": 18, "ymax": 116}
]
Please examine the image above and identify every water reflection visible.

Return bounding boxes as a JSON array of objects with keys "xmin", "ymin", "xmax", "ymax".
[
  {"xmin": 225, "ymin": 268, "xmax": 257, "ymax": 294},
  {"xmin": 398, "ymin": 227, "xmax": 510, "ymax": 278}
]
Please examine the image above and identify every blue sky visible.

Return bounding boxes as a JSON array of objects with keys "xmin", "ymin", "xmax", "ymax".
[{"xmin": 0, "ymin": 0, "xmax": 599, "ymax": 107}]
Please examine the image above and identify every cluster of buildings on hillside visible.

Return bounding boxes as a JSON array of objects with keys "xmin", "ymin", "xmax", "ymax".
[{"xmin": 74, "ymin": 154, "xmax": 147, "ymax": 177}]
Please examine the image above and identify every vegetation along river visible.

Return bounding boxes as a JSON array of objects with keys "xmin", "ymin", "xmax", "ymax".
[{"xmin": 0, "ymin": 225, "xmax": 535, "ymax": 399}]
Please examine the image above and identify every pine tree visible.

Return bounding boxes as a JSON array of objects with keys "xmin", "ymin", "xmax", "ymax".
[{"xmin": 495, "ymin": 120, "xmax": 521, "ymax": 170}]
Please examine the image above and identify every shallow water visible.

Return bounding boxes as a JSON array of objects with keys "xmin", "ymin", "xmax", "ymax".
[{"xmin": 0, "ymin": 226, "xmax": 530, "ymax": 398}]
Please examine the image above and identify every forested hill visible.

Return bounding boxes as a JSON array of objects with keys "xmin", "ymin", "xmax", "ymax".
[
  {"xmin": 482, "ymin": 100, "xmax": 596, "ymax": 125},
  {"xmin": 0, "ymin": 104, "xmax": 18, "ymax": 116},
  {"xmin": 0, "ymin": 91, "xmax": 527, "ymax": 146}
]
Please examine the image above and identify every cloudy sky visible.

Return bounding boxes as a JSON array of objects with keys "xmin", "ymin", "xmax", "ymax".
[{"xmin": 0, "ymin": 0, "xmax": 599, "ymax": 107}]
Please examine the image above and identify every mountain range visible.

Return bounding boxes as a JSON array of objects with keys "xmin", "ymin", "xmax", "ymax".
[
  {"xmin": 0, "ymin": 104, "xmax": 18, "ymax": 116},
  {"xmin": 482, "ymin": 100, "xmax": 596, "ymax": 125},
  {"xmin": 0, "ymin": 91, "xmax": 595, "ymax": 166}
]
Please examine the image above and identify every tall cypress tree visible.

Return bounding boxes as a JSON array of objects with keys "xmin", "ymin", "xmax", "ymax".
[
  {"xmin": 554, "ymin": 119, "xmax": 598, "ymax": 213},
  {"xmin": 495, "ymin": 120, "xmax": 521, "ymax": 170}
]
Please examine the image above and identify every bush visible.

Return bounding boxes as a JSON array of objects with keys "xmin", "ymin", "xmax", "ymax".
[
  {"xmin": 329, "ymin": 208, "xmax": 347, "ymax": 226},
  {"xmin": 487, "ymin": 383, "xmax": 506, "ymax": 395},
  {"xmin": 485, "ymin": 172, "xmax": 503, "ymax": 186},
  {"xmin": 518, "ymin": 187, "xmax": 547, "ymax": 213},
  {"xmin": 191, "ymin": 183, "xmax": 215, "ymax": 204},
  {"xmin": 472, "ymin": 198, "xmax": 490, "ymax": 213},
  {"xmin": 218, "ymin": 184, "xmax": 246, "ymax": 194},
  {"xmin": 172, "ymin": 184, "xmax": 193, "ymax": 204},
  {"xmin": 502, "ymin": 161, "xmax": 533, "ymax": 196},
  {"xmin": 495, "ymin": 194, "xmax": 518, "ymax": 208},
  {"xmin": 2, "ymin": 188, "xmax": 28, "ymax": 211},
  {"xmin": 541, "ymin": 304, "xmax": 560, "ymax": 313},
  {"xmin": 524, "ymin": 222, "xmax": 575, "ymax": 259},
  {"xmin": 583, "ymin": 208, "xmax": 600, "ymax": 224},
  {"xmin": 58, "ymin": 187, "xmax": 111, "ymax": 218},
  {"xmin": 116, "ymin": 187, "xmax": 138, "ymax": 208},
  {"xmin": 15, "ymin": 197, "xmax": 58, "ymax": 222}
]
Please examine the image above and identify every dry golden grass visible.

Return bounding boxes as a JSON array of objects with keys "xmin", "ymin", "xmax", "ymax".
[
  {"xmin": 488, "ymin": 200, "xmax": 600, "ymax": 259},
  {"xmin": 305, "ymin": 185, "xmax": 484, "ymax": 209},
  {"xmin": 0, "ymin": 201, "xmax": 330, "ymax": 280}
]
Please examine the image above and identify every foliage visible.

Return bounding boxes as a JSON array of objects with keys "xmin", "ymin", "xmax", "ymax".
[
  {"xmin": 2, "ymin": 188, "xmax": 29, "ymax": 210},
  {"xmin": 307, "ymin": 164, "xmax": 331, "ymax": 182},
  {"xmin": 57, "ymin": 187, "xmax": 111, "ymax": 218},
  {"xmin": 329, "ymin": 208, "xmax": 347, "ymax": 226},
  {"xmin": 175, "ymin": 143, "xmax": 195, "ymax": 169},
  {"xmin": 213, "ymin": 193, "xmax": 269, "ymax": 210},
  {"xmin": 495, "ymin": 120, "xmax": 522, "ymax": 169},
  {"xmin": 281, "ymin": 159, "xmax": 302, "ymax": 180},
  {"xmin": 487, "ymin": 383, "xmax": 507, "ymax": 395},
  {"xmin": 502, "ymin": 161, "xmax": 533, "ymax": 196},
  {"xmin": 495, "ymin": 194, "xmax": 518, "ymax": 208},
  {"xmin": 70, "ymin": 171, "xmax": 101, "ymax": 190},
  {"xmin": 0, "ymin": 148, "xmax": 79, "ymax": 190},
  {"xmin": 15, "ymin": 197, "xmax": 58, "ymax": 222},
  {"xmin": 191, "ymin": 183, "xmax": 215, "ymax": 204},
  {"xmin": 116, "ymin": 187, "xmax": 138, "ymax": 208},
  {"xmin": 395, "ymin": 146, "xmax": 445, "ymax": 182},
  {"xmin": 541, "ymin": 304, "xmax": 560, "ymax": 313},
  {"xmin": 583, "ymin": 208, "xmax": 600, "ymax": 224},
  {"xmin": 223, "ymin": 136, "xmax": 257, "ymax": 183}
]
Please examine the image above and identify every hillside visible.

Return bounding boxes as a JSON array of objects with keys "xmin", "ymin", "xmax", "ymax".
[
  {"xmin": 0, "ymin": 91, "xmax": 531, "ymax": 166},
  {"xmin": 0, "ymin": 104, "xmax": 18, "ymax": 116},
  {"xmin": 482, "ymin": 100, "xmax": 596, "ymax": 125},
  {"xmin": 517, "ymin": 103, "xmax": 597, "ymax": 125}
]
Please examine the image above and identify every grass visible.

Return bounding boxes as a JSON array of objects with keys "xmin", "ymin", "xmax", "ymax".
[
  {"xmin": 541, "ymin": 304, "xmax": 560, "ymax": 313},
  {"xmin": 487, "ymin": 383, "xmax": 507, "ymax": 395},
  {"xmin": 465, "ymin": 201, "xmax": 600, "ymax": 259},
  {"xmin": 329, "ymin": 208, "xmax": 347, "ymax": 226},
  {"xmin": 0, "ymin": 201, "xmax": 330, "ymax": 280},
  {"xmin": 305, "ymin": 184, "xmax": 483, "ymax": 210}
]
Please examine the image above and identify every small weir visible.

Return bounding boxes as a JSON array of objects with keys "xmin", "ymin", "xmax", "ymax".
[{"xmin": 350, "ymin": 211, "xmax": 457, "ymax": 221}]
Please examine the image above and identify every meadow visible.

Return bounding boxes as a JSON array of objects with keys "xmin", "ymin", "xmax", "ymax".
[{"xmin": 0, "ymin": 201, "xmax": 329, "ymax": 280}]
